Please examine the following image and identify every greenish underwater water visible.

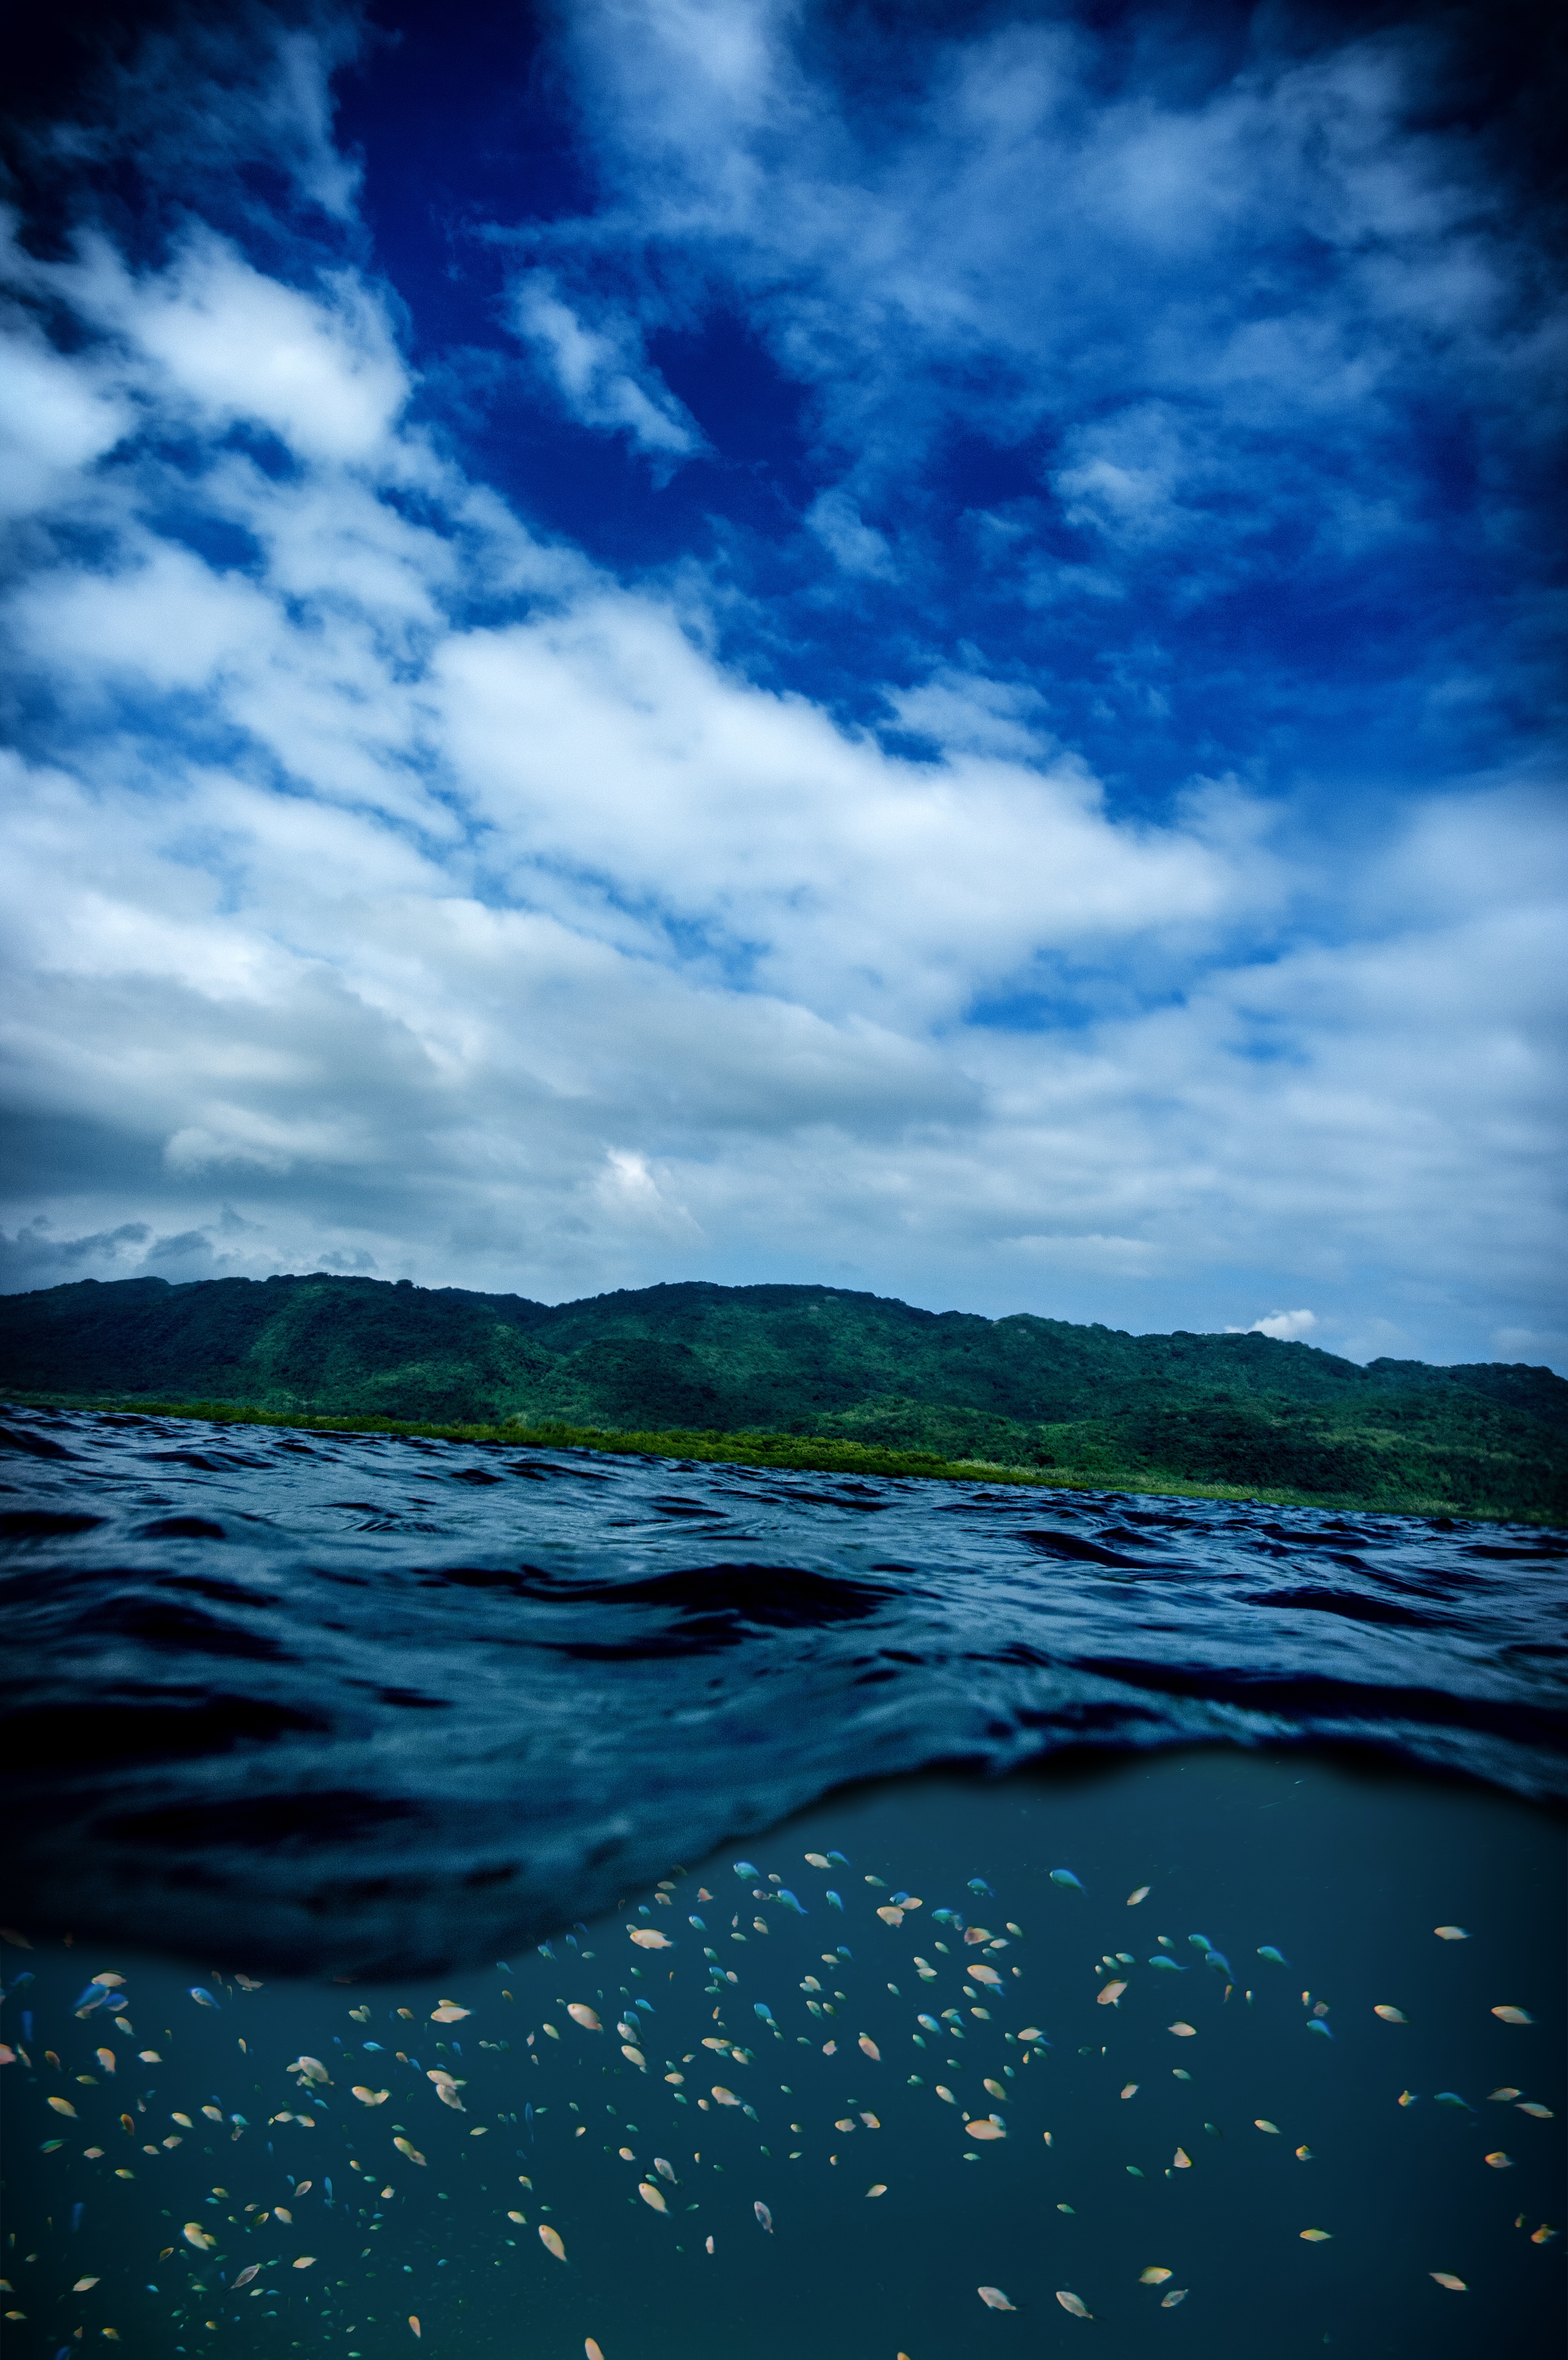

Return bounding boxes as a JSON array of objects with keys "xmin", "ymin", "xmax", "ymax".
[{"xmin": 3, "ymin": 1747, "xmax": 1563, "ymax": 2359}]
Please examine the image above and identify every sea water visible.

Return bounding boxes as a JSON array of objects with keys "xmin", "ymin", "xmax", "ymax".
[{"xmin": 2, "ymin": 1407, "xmax": 1564, "ymax": 2354}]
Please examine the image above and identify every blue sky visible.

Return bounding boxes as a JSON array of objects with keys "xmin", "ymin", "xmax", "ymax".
[{"xmin": 1, "ymin": 0, "xmax": 1564, "ymax": 1367}]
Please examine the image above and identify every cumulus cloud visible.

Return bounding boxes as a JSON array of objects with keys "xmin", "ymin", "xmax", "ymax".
[
  {"xmin": 1230, "ymin": 1311, "xmax": 1319, "ymax": 1343},
  {"xmin": 0, "ymin": 5, "xmax": 1562, "ymax": 1370}
]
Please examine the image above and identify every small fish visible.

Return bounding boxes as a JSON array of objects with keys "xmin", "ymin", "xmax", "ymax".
[
  {"xmin": 393, "ymin": 2138, "xmax": 426, "ymax": 2165},
  {"xmin": 1018, "ymin": 2026, "xmax": 1044, "ymax": 2043},
  {"xmin": 1149, "ymin": 1957, "xmax": 1186, "ymax": 1972},
  {"xmin": 804, "ymin": 1853, "xmax": 830, "ymax": 1869},
  {"xmin": 1056, "ymin": 2290, "xmax": 1092, "ymax": 2318},
  {"xmin": 293, "ymin": 2256, "xmax": 317, "ymax": 2270},
  {"xmin": 1530, "ymin": 2226, "xmax": 1559, "ymax": 2245},
  {"xmin": 1296, "ymin": 2144, "xmax": 1312, "ymax": 2159},
  {"xmin": 539, "ymin": 2225, "xmax": 567, "ymax": 2262},
  {"xmin": 1307, "ymin": 2020, "xmax": 1333, "ymax": 2040},
  {"xmin": 351, "ymin": 2087, "xmax": 389, "ymax": 2105},
  {"xmin": 182, "ymin": 2225, "xmax": 216, "ymax": 2252},
  {"xmin": 1257, "ymin": 1945, "xmax": 1290, "ymax": 1964},
  {"xmin": 1188, "ymin": 1934, "xmax": 1214, "ymax": 1951},
  {"xmin": 1518, "ymin": 2102, "xmax": 1554, "ymax": 2119},
  {"xmin": 1127, "ymin": 1886, "xmax": 1151, "ymax": 1906},
  {"xmin": 1484, "ymin": 2152, "xmax": 1514, "ymax": 2168},
  {"xmin": 430, "ymin": 2004, "xmax": 469, "ymax": 2023},
  {"xmin": 1433, "ymin": 1925, "xmax": 1468, "ymax": 1940},
  {"xmin": 733, "ymin": 1861, "xmax": 761, "ymax": 1878},
  {"xmin": 978, "ymin": 2287, "xmax": 1015, "ymax": 2310},
  {"xmin": 95, "ymin": 2048, "xmax": 115, "ymax": 2074},
  {"xmin": 1161, "ymin": 2289, "xmax": 1187, "ymax": 2308},
  {"xmin": 877, "ymin": 1905, "xmax": 904, "ymax": 1926},
  {"xmin": 1429, "ymin": 2273, "xmax": 1466, "ymax": 2291},
  {"xmin": 1375, "ymin": 2006, "xmax": 1407, "ymax": 2024},
  {"xmin": 1300, "ymin": 2228, "xmax": 1332, "ymax": 2242},
  {"xmin": 188, "ymin": 1988, "xmax": 219, "ymax": 2010},
  {"xmin": 968, "ymin": 2118, "xmax": 1005, "ymax": 2140},
  {"xmin": 1049, "ymin": 1871, "xmax": 1082, "ymax": 1890},
  {"xmin": 234, "ymin": 2265, "xmax": 260, "ymax": 2289},
  {"xmin": 970, "ymin": 1964, "xmax": 1002, "ymax": 1988},
  {"xmin": 637, "ymin": 2182, "xmax": 667, "ymax": 2212},
  {"xmin": 275, "ymin": 2207, "xmax": 294, "ymax": 2224},
  {"xmin": 586, "ymin": 2342, "xmax": 605, "ymax": 2360},
  {"xmin": 1255, "ymin": 2120, "xmax": 1280, "ymax": 2134},
  {"xmin": 1491, "ymin": 2006, "xmax": 1532, "ymax": 2025},
  {"xmin": 72, "ymin": 2277, "xmax": 99, "ymax": 2293},
  {"xmin": 654, "ymin": 2156, "xmax": 677, "ymax": 2183},
  {"xmin": 1173, "ymin": 2147, "xmax": 1192, "ymax": 2169},
  {"xmin": 712, "ymin": 2085, "xmax": 739, "ymax": 2106},
  {"xmin": 825, "ymin": 1891, "xmax": 844, "ymax": 1911},
  {"xmin": 1097, "ymin": 1981, "xmax": 1127, "ymax": 2008},
  {"xmin": 1488, "ymin": 2087, "xmax": 1522, "ymax": 2101},
  {"xmin": 568, "ymin": 2004, "xmax": 602, "ymax": 2032},
  {"xmin": 622, "ymin": 2047, "xmax": 647, "ymax": 2072},
  {"xmin": 1168, "ymin": 2023, "xmax": 1197, "ymax": 2038},
  {"xmin": 1204, "ymin": 1951, "xmax": 1232, "ymax": 1976},
  {"xmin": 1434, "ymin": 2093, "xmax": 1473, "ymax": 2111},
  {"xmin": 47, "ymin": 2097, "xmax": 77, "ymax": 2118},
  {"xmin": 1140, "ymin": 2268, "xmax": 1172, "ymax": 2284},
  {"xmin": 754, "ymin": 2201, "xmax": 773, "ymax": 2234},
  {"xmin": 629, "ymin": 1930, "xmax": 672, "ymax": 1950},
  {"xmin": 1121, "ymin": 2083, "xmax": 1138, "ymax": 2100},
  {"xmin": 410, "ymin": 2319, "xmax": 421, "ymax": 2339}
]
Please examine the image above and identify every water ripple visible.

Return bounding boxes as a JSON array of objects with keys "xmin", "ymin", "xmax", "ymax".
[{"xmin": 3, "ymin": 1403, "xmax": 1563, "ymax": 1975}]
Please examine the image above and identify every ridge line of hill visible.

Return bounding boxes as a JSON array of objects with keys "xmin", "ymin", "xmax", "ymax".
[{"xmin": 2, "ymin": 1272, "xmax": 1562, "ymax": 1522}]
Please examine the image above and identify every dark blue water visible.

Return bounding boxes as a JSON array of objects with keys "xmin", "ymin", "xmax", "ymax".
[
  {"xmin": 3, "ymin": 1405, "xmax": 1565, "ymax": 1976},
  {"xmin": 3, "ymin": 1407, "xmax": 1565, "ymax": 2356}
]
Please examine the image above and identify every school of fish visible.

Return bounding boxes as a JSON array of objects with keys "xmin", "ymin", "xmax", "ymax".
[{"xmin": 1, "ymin": 1843, "xmax": 1559, "ymax": 2354}]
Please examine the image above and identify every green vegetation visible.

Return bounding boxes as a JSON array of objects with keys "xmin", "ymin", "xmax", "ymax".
[{"xmin": 3, "ymin": 1273, "xmax": 1564, "ymax": 1521}]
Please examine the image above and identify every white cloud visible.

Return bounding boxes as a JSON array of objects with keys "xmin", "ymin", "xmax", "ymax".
[
  {"xmin": 1230, "ymin": 1310, "xmax": 1319, "ymax": 1343},
  {"xmin": 806, "ymin": 488, "xmax": 896, "ymax": 578},
  {"xmin": 57, "ymin": 226, "xmax": 410, "ymax": 464},
  {"xmin": 0, "ymin": 316, "xmax": 134, "ymax": 517},
  {"xmin": 541, "ymin": 1, "xmax": 1562, "ymax": 587},
  {"xmin": 511, "ymin": 273, "xmax": 702, "ymax": 460}
]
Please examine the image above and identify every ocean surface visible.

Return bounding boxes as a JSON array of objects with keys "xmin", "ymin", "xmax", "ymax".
[{"xmin": 2, "ymin": 1404, "xmax": 1564, "ymax": 2356}]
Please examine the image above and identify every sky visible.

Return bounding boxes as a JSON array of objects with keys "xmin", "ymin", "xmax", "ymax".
[{"xmin": 1, "ymin": 0, "xmax": 1563, "ymax": 1367}]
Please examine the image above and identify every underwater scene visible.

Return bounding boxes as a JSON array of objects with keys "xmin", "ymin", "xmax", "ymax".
[{"xmin": 2, "ymin": 1408, "xmax": 1564, "ymax": 2355}]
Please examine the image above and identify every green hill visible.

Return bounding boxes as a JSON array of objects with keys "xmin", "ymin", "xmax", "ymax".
[{"xmin": 2, "ymin": 1273, "xmax": 1563, "ymax": 1521}]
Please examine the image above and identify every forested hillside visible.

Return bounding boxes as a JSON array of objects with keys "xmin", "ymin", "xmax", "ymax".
[{"xmin": 3, "ymin": 1273, "xmax": 1564, "ymax": 1519}]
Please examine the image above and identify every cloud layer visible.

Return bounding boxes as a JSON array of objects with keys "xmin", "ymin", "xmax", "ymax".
[{"xmin": 1, "ymin": 1, "xmax": 1563, "ymax": 1368}]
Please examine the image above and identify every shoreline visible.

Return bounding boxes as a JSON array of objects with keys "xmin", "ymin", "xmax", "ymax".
[{"xmin": 6, "ymin": 1392, "xmax": 1557, "ymax": 1524}]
